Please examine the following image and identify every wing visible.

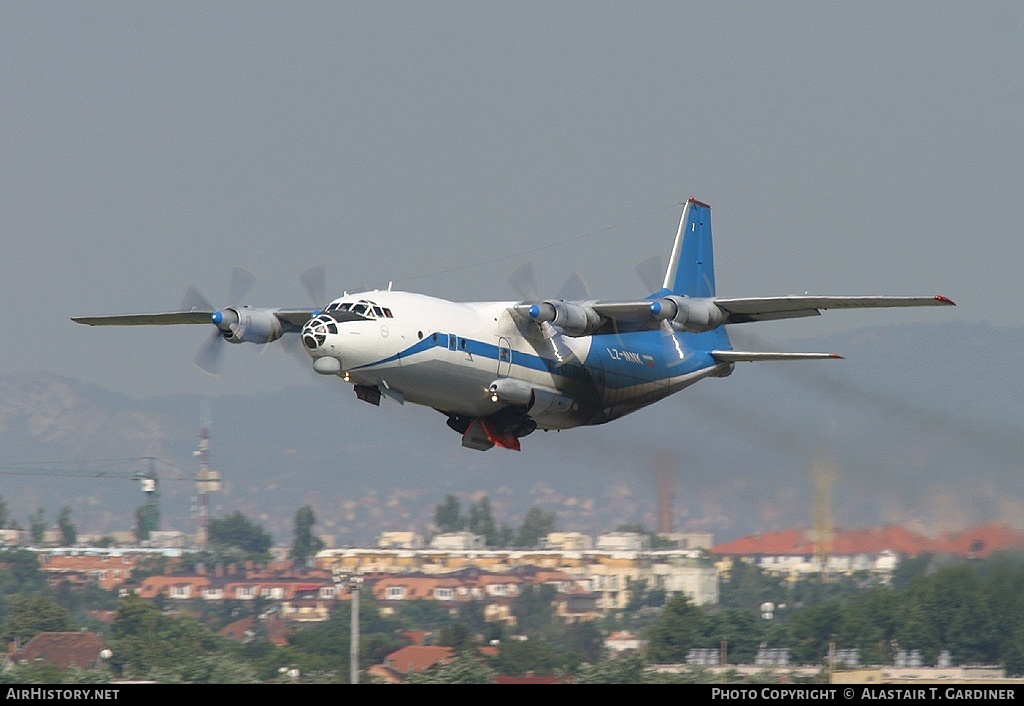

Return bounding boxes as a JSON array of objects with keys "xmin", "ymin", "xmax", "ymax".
[
  {"xmin": 71, "ymin": 308, "xmax": 316, "ymax": 327},
  {"xmin": 72, "ymin": 311, "xmax": 215, "ymax": 326},
  {"xmin": 712, "ymin": 295, "xmax": 956, "ymax": 323},
  {"xmin": 72, "ymin": 305, "xmax": 317, "ymax": 376},
  {"xmin": 510, "ymin": 294, "xmax": 955, "ymax": 337}
]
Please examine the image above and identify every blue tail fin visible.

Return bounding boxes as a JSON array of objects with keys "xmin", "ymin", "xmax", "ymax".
[{"xmin": 662, "ymin": 197, "xmax": 715, "ymax": 298}]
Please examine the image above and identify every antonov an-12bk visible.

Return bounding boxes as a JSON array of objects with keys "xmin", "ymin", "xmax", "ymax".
[{"xmin": 73, "ymin": 198, "xmax": 954, "ymax": 451}]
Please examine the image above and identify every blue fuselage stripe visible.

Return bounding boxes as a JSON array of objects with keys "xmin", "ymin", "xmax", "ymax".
[{"xmin": 351, "ymin": 329, "xmax": 723, "ymax": 389}]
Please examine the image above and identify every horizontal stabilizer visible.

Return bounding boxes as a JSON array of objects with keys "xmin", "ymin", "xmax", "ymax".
[{"xmin": 711, "ymin": 351, "xmax": 843, "ymax": 362}]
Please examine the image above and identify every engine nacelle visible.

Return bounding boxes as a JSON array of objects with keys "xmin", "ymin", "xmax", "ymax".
[
  {"xmin": 523, "ymin": 300, "xmax": 603, "ymax": 337},
  {"xmin": 488, "ymin": 378, "xmax": 576, "ymax": 414},
  {"xmin": 212, "ymin": 307, "xmax": 283, "ymax": 344},
  {"xmin": 649, "ymin": 296, "xmax": 725, "ymax": 333}
]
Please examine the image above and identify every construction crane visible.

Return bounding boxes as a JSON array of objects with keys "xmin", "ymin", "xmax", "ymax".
[
  {"xmin": 811, "ymin": 452, "xmax": 837, "ymax": 570},
  {"xmin": 0, "ymin": 456, "xmax": 187, "ymax": 540}
]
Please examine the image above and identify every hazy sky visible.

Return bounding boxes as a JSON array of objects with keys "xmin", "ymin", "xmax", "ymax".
[{"xmin": 3, "ymin": 2, "xmax": 1020, "ymax": 399}]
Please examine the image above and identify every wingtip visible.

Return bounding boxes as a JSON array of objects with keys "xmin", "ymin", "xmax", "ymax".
[{"xmin": 935, "ymin": 295, "xmax": 956, "ymax": 306}]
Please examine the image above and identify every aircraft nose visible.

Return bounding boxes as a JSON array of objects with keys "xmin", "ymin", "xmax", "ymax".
[{"xmin": 301, "ymin": 314, "xmax": 338, "ymax": 351}]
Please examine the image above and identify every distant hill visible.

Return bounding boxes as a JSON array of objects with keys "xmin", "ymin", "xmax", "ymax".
[{"xmin": 0, "ymin": 321, "xmax": 1019, "ymax": 545}]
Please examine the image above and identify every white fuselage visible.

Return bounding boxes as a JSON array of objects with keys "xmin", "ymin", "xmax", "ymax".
[{"xmin": 302, "ymin": 290, "xmax": 727, "ymax": 430}]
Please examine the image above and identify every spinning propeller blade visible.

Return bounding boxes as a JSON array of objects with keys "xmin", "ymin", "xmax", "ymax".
[
  {"xmin": 636, "ymin": 255, "xmax": 665, "ymax": 294},
  {"xmin": 299, "ymin": 265, "xmax": 327, "ymax": 308}
]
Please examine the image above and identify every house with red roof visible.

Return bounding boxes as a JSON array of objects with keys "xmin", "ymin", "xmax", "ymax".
[
  {"xmin": 712, "ymin": 526, "xmax": 928, "ymax": 577},
  {"xmin": 367, "ymin": 645, "xmax": 457, "ymax": 683},
  {"xmin": 712, "ymin": 524, "xmax": 1024, "ymax": 578},
  {"xmin": 220, "ymin": 614, "xmax": 290, "ymax": 647},
  {"xmin": 933, "ymin": 523, "xmax": 1024, "ymax": 558},
  {"xmin": 4, "ymin": 632, "xmax": 110, "ymax": 671}
]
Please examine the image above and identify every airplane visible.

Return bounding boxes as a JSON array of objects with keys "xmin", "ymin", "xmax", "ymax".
[{"xmin": 72, "ymin": 197, "xmax": 955, "ymax": 452}]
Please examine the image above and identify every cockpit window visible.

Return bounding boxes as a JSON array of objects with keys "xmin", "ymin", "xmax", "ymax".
[{"xmin": 324, "ymin": 299, "xmax": 394, "ymax": 319}]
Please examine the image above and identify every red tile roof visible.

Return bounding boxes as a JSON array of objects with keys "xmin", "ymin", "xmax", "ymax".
[
  {"xmin": 934, "ymin": 523, "xmax": 1024, "ymax": 558},
  {"xmin": 15, "ymin": 632, "xmax": 108, "ymax": 670},
  {"xmin": 385, "ymin": 645, "xmax": 455, "ymax": 674},
  {"xmin": 220, "ymin": 615, "xmax": 290, "ymax": 647},
  {"xmin": 712, "ymin": 524, "xmax": 1024, "ymax": 559}
]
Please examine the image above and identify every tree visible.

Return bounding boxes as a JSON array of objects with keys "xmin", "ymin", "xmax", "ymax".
[
  {"xmin": 207, "ymin": 512, "xmax": 273, "ymax": 556},
  {"xmin": 287, "ymin": 594, "xmax": 404, "ymax": 681},
  {"xmin": 111, "ymin": 593, "xmax": 226, "ymax": 681},
  {"xmin": 290, "ymin": 505, "xmax": 325, "ymax": 566},
  {"xmin": 434, "ymin": 495, "xmax": 465, "ymax": 533},
  {"xmin": 575, "ymin": 654, "xmax": 652, "ymax": 684},
  {"xmin": 3, "ymin": 594, "xmax": 71, "ymax": 645},
  {"xmin": 646, "ymin": 595, "xmax": 706, "ymax": 663},
  {"xmin": 29, "ymin": 508, "xmax": 45, "ymax": 545},
  {"xmin": 134, "ymin": 504, "xmax": 160, "ymax": 542},
  {"xmin": 511, "ymin": 584, "xmax": 557, "ymax": 634},
  {"xmin": 437, "ymin": 622, "xmax": 473, "ymax": 653},
  {"xmin": 625, "ymin": 577, "xmax": 666, "ymax": 612},
  {"xmin": 468, "ymin": 497, "xmax": 498, "ymax": 546},
  {"xmin": 552, "ymin": 620, "xmax": 605, "ymax": 666},
  {"xmin": 487, "ymin": 638, "xmax": 563, "ymax": 677},
  {"xmin": 0, "ymin": 549, "xmax": 46, "ymax": 595},
  {"xmin": 701, "ymin": 608, "xmax": 766, "ymax": 665},
  {"xmin": 786, "ymin": 601, "xmax": 843, "ymax": 665},
  {"xmin": 515, "ymin": 506, "xmax": 556, "ymax": 548},
  {"xmin": 614, "ymin": 523, "xmax": 675, "ymax": 549},
  {"xmin": 406, "ymin": 653, "xmax": 496, "ymax": 684},
  {"xmin": 718, "ymin": 559, "xmax": 779, "ymax": 611},
  {"xmin": 57, "ymin": 506, "xmax": 76, "ymax": 546}
]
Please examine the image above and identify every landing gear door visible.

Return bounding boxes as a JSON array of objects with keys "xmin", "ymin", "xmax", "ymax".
[{"xmin": 497, "ymin": 338, "xmax": 512, "ymax": 378}]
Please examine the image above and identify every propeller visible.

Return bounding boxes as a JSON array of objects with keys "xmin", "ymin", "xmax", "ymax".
[
  {"xmin": 228, "ymin": 267, "xmax": 257, "ymax": 305},
  {"xmin": 187, "ymin": 267, "xmax": 257, "ymax": 377},
  {"xmin": 633, "ymin": 255, "xmax": 695, "ymax": 367},
  {"xmin": 636, "ymin": 255, "xmax": 665, "ymax": 294},
  {"xmin": 299, "ymin": 264, "xmax": 326, "ymax": 309},
  {"xmin": 507, "ymin": 263, "xmax": 592, "ymax": 365},
  {"xmin": 508, "ymin": 262, "xmax": 592, "ymax": 302},
  {"xmin": 557, "ymin": 271, "xmax": 592, "ymax": 302},
  {"xmin": 507, "ymin": 262, "xmax": 539, "ymax": 301}
]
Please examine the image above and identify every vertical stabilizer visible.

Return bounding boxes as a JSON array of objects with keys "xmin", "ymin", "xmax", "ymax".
[{"xmin": 663, "ymin": 197, "xmax": 715, "ymax": 298}]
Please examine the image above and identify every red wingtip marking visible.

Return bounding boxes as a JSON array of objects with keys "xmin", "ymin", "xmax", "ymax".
[
  {"xmin": 831, "ymin": 354, "xmax": 845, "ymax": 360},
  {"xmin": 935, "ymin": 295, "xmax": 956, "ymax": 306}
]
